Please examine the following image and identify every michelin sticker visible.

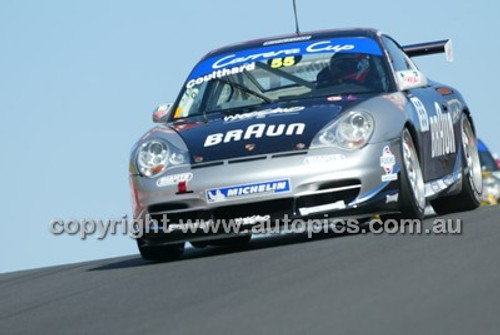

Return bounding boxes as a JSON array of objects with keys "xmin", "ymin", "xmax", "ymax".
[
  {"xmin": 156, "ymin": 173, "xmax": 193, "ymax": 187},
  {"xmin": 380, "ymin": 146, "xmax": 398, "ymax": 182},
  {"xmin": 410, "ymin": 96, "xmax": 429, "ymax": 132},
  {"xmin": 206, "ymin": 179, "xmax": 291, "ymax": 203},
  {"xmin": 224, "ymin": 106, "xmax": 304, "ymax": 122}
]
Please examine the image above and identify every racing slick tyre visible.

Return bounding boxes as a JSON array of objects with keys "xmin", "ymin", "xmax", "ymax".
[
  {"xmin": 191, "ymin": 235, "xmax": 252, "ymax": 248},
  {"xmin": 190, "ymin": 241, "xmax": 208, "ymax": 248},
  {"xmin": 138, "ymin": 241, "xmax": 185, "ymax": 261},
  {"xmin": 431, "ymin": 115, "xmax": 482, "ymax": 215},
  {"xmin": 398, "ymin": 128, "xmax": 426, "ymax": 221}
]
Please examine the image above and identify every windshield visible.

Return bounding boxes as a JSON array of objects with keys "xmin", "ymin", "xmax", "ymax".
[{"xmin": 172, "ymin": 37, "xmax": 391, "ymax": 119}]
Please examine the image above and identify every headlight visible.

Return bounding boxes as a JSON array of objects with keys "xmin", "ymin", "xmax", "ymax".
[
  {"xmin": 311, "ymin": 111, "xmax": 374, "ymax": 150},
  {"xmin": 137, "ymin": 139, "xmax": 188, "ymax": 177}
]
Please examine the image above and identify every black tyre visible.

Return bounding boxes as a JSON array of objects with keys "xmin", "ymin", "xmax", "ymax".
[
  {"xmin": 208, "ymin": 235, "xmax": 251, "ymax": 247},
  {"xmin": 138, "ymin": 241, "xmax": 185, "ymax": 261},
  {"xmin": 190, "ymin": 241, "xmax": 208, "ymax": 248},
  {"xmin": 431, "ymin": 115, "xmax": 482, "ymax": 215},
  {"xmin": 398, "ymin": 128, "xmax": 426, "ymax": 220}
]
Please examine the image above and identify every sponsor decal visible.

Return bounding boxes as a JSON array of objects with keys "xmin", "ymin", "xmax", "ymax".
[
  {"xmin": 397, "ymin": 70, "xmax": 425, "ymax": 90},
  {"xmin": 382, "ymin": 173, "xmax": 398, "ymax": 182},
  {"xmin": 156, "ymin": 173, "xmax": 193, "ymax": 187},
  {"xmin": 224, "ymin": 106, "xmax": 304, "ymax": 122},
  {"xmin": 398, "ymin": 70, "xmax": 421, "ymax": 85},
  {"xmin": 446, "ymin": 99, "xmax": 463, "ymax": 123},
  {"xmin": 299, "ymin": 200, "xmax": 346, "ymax": 216},
  {"xmin": 233, "ymin": 215, "xmax": 271, "ymax": 225},
  {"xmin": 380, "ymin": 146, "xmax": 398, "ymax": 182},
  {"xmin": 245, "ymin": 143, "xmax": 256, "ymax": 151},
  {"xmin": 186, "ymin": 62, "xmax": 255, "ymax": 89},
  {"xmin": 431, "ymin": 181, "xmax": 441, "ymax": 192},
  {"xmin": 189, "ymin": 37, "xmax": 383, "ymax": 80},
  {"xmin": 206, "ymin": 179, "xmax": 291, "ymax": 203},
  {"xmin": 430, "ymin": 102, "xmax": 456, "ymax": 158},
  {"xmin": 210, "ymin": 42, "xmax": 354, "ymax": 70},
  {"xmin": 386, "ymin": 193, "xmax": 399, "ymax": 204},
  {"xmin": 410, "ymin": 96, "xmax": 429, "ymax": 132},
  {"xmin": 204, "ymin": 123, "xmax": 305, "ymax": 147},
  {"xmin": 295, "ymin": 143, "xmax": 306, "ymax": 150},
  {"xmin": 326, "ymin": 95, "xmax": 343, "ymax": 102},
  {"xmin": 304, "ymin": 154, "xmax": 346, "ymax": 165},
  {"xmin": 263, "ymin": 35, "xmax": 312, "ymax": 46},
  {"xmin": 424, "ymin": 172, "xmax": 461, "ymax": 197}
]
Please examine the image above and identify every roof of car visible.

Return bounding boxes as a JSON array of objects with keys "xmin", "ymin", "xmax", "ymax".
[{"xmin": 202, "ymin": 28, "xmax": 382, "ymax": 61}]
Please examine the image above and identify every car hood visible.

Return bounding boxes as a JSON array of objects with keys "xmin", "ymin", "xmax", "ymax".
[{"xmin": 169, "ymin": 97, "xmax": 367, "ymax": 163}]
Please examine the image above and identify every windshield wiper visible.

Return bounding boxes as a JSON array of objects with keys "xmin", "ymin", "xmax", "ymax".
[
  {"xmin": 215, "ymin": 77, "xmax": 273, "ymax": 104},
  {"xmin": 255, "ymin": 62, "xmax": 316, "ymax": 90}
]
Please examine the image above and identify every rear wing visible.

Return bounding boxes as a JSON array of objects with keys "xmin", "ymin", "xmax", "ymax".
[{"xmin": 402, "ymin": 39, "xmax": 454, "ymax": 62}]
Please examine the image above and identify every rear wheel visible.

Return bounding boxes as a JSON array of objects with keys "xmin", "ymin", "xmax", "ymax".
[
  {"xmin": 398, "ymin": 128, "xmax": 426, "ymax": 220},
  {"xmin": 138, "ymin": 241, "xmax": 185, "ymax": 261},
  {"xmin": 431, "ymin": 115, "xmax": 482, "ymax": 214}
]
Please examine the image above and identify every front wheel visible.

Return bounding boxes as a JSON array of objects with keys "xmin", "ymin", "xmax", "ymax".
[
  {"xmin": 137, "ymin": 240, "xmax": 185, "ymax": 261},
  {"xmin": 398, "ymin": 128, "xmax": 426, "ymax": 220},
  {"xmin": 431, "ymin": 115, "xmax": 482, "ymax": 215},
  {"xmin": 208, "ymin": 235, "xmax": 252, "ymax": 247}
]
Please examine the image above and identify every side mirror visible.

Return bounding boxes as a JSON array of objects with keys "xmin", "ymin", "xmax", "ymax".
[
  {"xmin": 152, "ymin": 103, "xmax": 174, "ymax": 123},
  {"xmin": 395, "ymin": 70, "xmax": 428, "ymax": 91}
]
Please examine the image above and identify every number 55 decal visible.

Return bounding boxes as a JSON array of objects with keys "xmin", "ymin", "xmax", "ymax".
[{"xmin": 268, "ymin": 55, "xmax": 301, "ymax": 69}]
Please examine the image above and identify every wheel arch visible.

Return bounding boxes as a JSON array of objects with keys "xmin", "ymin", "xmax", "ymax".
[
  {"xmin": 403, "ymin": 121, "xmax": 422, "ymax": 160},
  {"xmin": 462, "ymin": 107, "xmax": 477, "ymax": 135}
]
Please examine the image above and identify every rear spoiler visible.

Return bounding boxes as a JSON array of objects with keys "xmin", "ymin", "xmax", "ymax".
[{"xmin": 402, "ymin": 39, "xmax": 454, "ymax": 62}]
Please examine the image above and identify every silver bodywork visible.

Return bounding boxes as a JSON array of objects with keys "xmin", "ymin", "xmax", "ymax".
[{"xmin": 130, "ymin": 95, "xmax": 414, "ymax": 243}]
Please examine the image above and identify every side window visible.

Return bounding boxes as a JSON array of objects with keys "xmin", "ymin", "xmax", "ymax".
[{"xmin": 382, "ymin": 36, "xmax": 414, "ymax": 72}]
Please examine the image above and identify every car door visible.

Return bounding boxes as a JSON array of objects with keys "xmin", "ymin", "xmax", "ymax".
[{"xmin": 381, "ymin": 36, "xmax": 458, "ymax": 182}]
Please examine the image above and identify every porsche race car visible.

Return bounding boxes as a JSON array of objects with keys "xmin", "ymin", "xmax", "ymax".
[{"xmin": 129, "ymin": 28, "xmax": 482, "ymax": 260}]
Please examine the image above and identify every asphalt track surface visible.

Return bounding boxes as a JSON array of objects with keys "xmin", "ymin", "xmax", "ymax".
[{"xmin": 1, "ymin": 205, "xmax": 499, "ymax": 335}]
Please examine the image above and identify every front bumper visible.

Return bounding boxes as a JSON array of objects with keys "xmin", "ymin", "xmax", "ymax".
[{"xmin": 131, "ymin": 139, "xmax": 403, "ymax": 243}]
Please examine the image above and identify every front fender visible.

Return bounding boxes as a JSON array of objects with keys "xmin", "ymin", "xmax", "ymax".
[{"xmin": 357, "ymin": 93, "xmax": 409, "ymax": 143}]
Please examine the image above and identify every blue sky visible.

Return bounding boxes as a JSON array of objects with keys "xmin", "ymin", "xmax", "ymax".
[{"xmin": 1, "ymin": 0, "xmax": 498, "ymax": 273}]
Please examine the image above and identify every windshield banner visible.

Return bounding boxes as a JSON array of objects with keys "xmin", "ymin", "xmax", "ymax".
[{"xmin": 188, "ymin": 37, "xmax": 383, "ymax": 80}]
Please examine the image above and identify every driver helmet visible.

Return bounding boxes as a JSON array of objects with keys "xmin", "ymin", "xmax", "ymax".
[{"xmin": 328, "ymin": 53, "xmax": 371, "ymax": 83}]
